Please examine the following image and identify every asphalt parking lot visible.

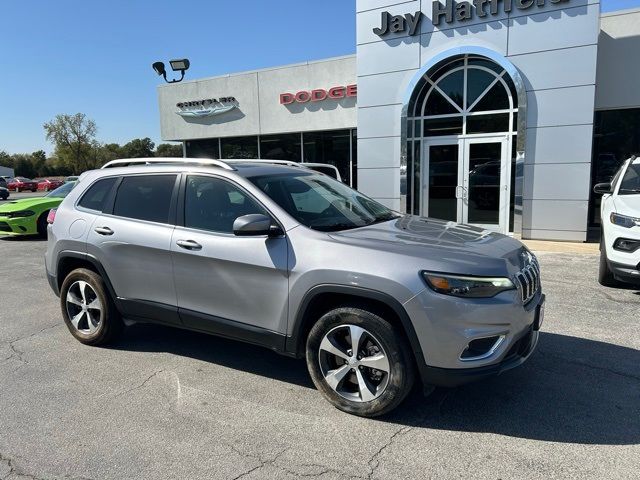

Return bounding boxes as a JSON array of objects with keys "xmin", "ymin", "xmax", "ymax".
[
  {"xmin": 0, "ymin": 191, "xmax": 47, "ymax": 203},
  {"xmin": 0, "ymin": 238, "xmax": 638, "ymax": 479}
]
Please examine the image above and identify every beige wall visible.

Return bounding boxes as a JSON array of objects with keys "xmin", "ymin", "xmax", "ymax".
[{"xmin": 596, "ymin": 8, "xmax": 640, "ymax": 110}]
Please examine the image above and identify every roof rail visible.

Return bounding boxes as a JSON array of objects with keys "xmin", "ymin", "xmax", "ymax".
[
  {"xmin": 223, "ymin": 159, "xmax": 305, "ymax": 168},
  {"xmin": 101, "ymin": 158, "xmax": 236, "ymax": 170}
]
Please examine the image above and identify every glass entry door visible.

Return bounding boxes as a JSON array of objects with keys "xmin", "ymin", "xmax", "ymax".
[{"xmin": 422, "ymin": 137, "xmax": 510, "ymax": 232}]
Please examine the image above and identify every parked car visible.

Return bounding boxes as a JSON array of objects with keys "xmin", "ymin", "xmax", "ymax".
[
  {"xmin": 0, "ymin": 181, "xmax": 77, "ymax": 237},
  {"xmin": 594, "ymin": 156, "xmax": 640, "ymax": 287},
  {"xmin": 0, "ymin": 187, "xmax": 9, "ymax": 200},
  {"xmin": 7, "ymin": 177, "xmax": 38, "ymax": 192},
  {"xmin": 45, "ymin": 158, "xmax": 544, "ymax": 417},
  {"xmin": 65, "ymin": 176, "xmax": 80, "ymax": 183},
  {"xmin": 38, "ymin": 178, "xmax": 64, "ymax": 191}
]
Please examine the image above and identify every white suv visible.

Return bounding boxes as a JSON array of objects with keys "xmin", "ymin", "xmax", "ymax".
[{"xmin": 595, "ymin": 156, "xmax": 640, "ymax": 287}]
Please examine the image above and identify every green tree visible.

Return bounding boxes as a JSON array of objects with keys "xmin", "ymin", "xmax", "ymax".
[
  {"xmin": 121, "ymin": 137, "xmax": 155, "ymax": 158},
  {"xmin": 156, "ymin": 143, "xmax": 183, "ymax": 157},
  {"xmin": 43, "ymin": 113, "xmax": 98, "ymax": 173}
]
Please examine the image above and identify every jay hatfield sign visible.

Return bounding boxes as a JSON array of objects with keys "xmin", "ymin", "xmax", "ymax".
[
  {"xmin": 176, "ymin": 97, "xmax": 238, "ymax": 118},
  {"xmin": 373, "ymin": 0, "xmax": 570, "ymax": 35},
  {"xmin": 280, "ymin": 85, "xmax": 357, "ymax": 105}
]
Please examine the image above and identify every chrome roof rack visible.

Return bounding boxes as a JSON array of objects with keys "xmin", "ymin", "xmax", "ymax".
[
  {"xmin": 101, "ymin": 157, "xmax": 236, "ymax": 170},
  {"xmin": 223, "ymin": 159, "xmax": 306, "ymax": 168}
]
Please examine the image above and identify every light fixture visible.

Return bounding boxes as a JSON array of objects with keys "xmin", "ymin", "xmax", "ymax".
[{"xmin": 152, "ymin": 58, "xmax": 190, "ymax": 83}]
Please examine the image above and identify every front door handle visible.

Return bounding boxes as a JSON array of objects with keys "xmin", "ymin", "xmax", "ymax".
[
  {"xmin": 176, "ymin": 239, "xmax": 202, "ymax": 251},
  {"xmin": 94, "ymin": 226, "xmax": 114, "ymax": 236}
]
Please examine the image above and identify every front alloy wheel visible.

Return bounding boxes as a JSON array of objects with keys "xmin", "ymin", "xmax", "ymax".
[
  {"xmin": 319, "ymin": 324, "xmax": 390, "ymax": 403},
  {"xmin": 306, "ymin": 307, "xmax": 415, "ymax": 417}
]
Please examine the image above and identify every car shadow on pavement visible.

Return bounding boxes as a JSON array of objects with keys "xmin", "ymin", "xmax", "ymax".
[
  {"xmin": 392, "ymin": 331, "xmax": 640, "ymax": 445},
  {"xmin": 0, "ymin": 236, "xmax": 45, "ymax": 242},
  {"xmin": 111, "ymin": 326, "xmax": 639, "ymax": 445},
  {"xmin": 109, "ymin": 323, "xmax": 314, "ymax": 389}
]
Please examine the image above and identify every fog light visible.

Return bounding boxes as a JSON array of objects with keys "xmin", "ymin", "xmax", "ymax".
[
  {"xmin": 460, "ymin": 335, "xmax": 505, "ymax": 361},
  {"xmin": 613, "ymin": 238, "xmax": 640, "ymax": 252}
]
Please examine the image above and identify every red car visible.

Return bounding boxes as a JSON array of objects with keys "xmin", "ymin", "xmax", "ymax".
[
  {"xmin": 37, "ymin": 178, "xmax": 64, "ymax": 191},
  {"xmin": 7, "ymin": 177, "xmax": 38, "ymax": 192}
]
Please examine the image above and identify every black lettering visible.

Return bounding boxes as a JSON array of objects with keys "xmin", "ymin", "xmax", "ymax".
[
  {"xmin": 504, "ymin": 0, "xmax": 513, "ymax": 12},
  {"xmin": 373, "ymin": 11, "xmax": 390, "ymax": 36},
  {"xmin": 389, "ymin": 14, "xmax": 406, "ymax": 33},
  {"xmin": 473, "ymin": 0, "xmax": 489, "ymax": 17},
  {"xmin": 489, "ymin": 0, "xmax": 499, "ymax": 14},
  {"xmin": 432, "ymin": 0, "xmax": 453, "ymax": 25},
  {"xmin": 456, "ymin": 1, "xmax": 473, "ymax": 20},
  {"xmin": 405, "ymin": 12, "xmax": 422, "ymax": 35},
  {"xmin": 516, "ymin": 0, "xmax": 535, "ymax": 8}
]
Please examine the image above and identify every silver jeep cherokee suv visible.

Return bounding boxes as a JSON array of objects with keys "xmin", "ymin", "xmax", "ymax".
[{"xmin": 45, "ymin": 158, "xmax": 544, "ymax": 417}]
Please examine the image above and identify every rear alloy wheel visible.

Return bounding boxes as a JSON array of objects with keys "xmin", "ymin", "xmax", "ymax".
[
  {"xmin": 306, "ymin": 307, "xmax": 414, "ymax": 417},
  {"xmin": 60, "ymin": 268, "xmax": 122, "ymax": 345}
]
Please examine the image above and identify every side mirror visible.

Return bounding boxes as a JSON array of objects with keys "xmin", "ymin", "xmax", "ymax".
[
  {"xmin": 233, "ymin": 214, "xmax": 283, "ymax": 237},
  {"xmin": 593, "ymin": 182, "xmax": 612, "ymax": 195}
]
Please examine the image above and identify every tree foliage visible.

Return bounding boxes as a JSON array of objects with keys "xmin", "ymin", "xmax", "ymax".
[
  {"xmin": 44, "ymin": 113, "xmax": 98, "ymax": 172},
  {"xmin": 0, "ymin": 114, "xmax": 183, "ymax": 177}
]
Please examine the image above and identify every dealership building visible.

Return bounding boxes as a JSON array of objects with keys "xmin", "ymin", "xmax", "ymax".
[{"xmin": 158, "ymin": 1, "xmax": 640, "ymax": 241}]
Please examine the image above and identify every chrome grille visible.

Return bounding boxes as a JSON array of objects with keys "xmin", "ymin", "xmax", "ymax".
[{"xmin": 513, "ymin": 257, "xmax": 541, "ymax": 304}]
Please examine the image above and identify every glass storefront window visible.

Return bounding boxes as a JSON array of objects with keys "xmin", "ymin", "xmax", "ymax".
[
  {"xmin": 260, "ymin": 133, "xmax": 301, "ymax": 161},
  {"xmin": 221, "ymin": 136, "xmax": 259, "ymax": 159},
  {"xmin": 185, "ymin": 139, "xmax": 219, "ymax": 159},
  {"xmin": 303, "ymin": 130, "xmax": 352, "ymax": 185},
  {"xmin": 590, "ymin": 108, "xmax": 640, "ymax": 226}
]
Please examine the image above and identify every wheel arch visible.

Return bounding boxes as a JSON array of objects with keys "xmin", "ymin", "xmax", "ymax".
[
  {"xmin": 286, "ymin": 285, "xmax": 425, "ymax": 364},
  {"xmin": 56, "ymin": 252, "xmax": 118, "ymax": 302}
]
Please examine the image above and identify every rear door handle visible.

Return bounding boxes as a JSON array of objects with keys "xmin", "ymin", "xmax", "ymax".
[
  {"xmin": 176, "ymin": 239, "xmax": 202, "ymax": 251},
  {"xmin": 94, "ymin": 226, "xmax": 114, "ymax": 236}
]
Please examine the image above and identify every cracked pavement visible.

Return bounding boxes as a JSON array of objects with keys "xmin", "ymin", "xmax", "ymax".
[{"xmin": 0, "ymin": 238, "xmax": 639, "ymax": 479}]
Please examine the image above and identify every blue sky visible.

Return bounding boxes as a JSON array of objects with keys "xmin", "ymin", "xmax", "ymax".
[{"xmin": 0, "ymin": 0, "xmax": 637, "ymax": 154}]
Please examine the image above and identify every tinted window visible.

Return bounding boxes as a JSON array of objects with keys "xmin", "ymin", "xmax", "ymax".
[
  {"xmin": 78, "ymin": 177, "xmax": 117, "ymax": 212},
  {"xmin": 113, "ymin": 175, "xmax": 176, "ymax": 223},
  {"xmin": 619, "ymin": 163, "xmax": 640, "ymax": 194},
  {"xmin": 184, "ymin": 175, "xmax": 267, "ymax": 233},
  {"xmin": 250, "ymin": 172, "xmax": 398, "ymax": 231}
]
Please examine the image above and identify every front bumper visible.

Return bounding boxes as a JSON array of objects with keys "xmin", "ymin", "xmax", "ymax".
[
  {"xmin": 609, "ymin": 260, "xmax": 640, "ymax": 285},
  {"xmin": 0, "ymin": 216, "xmax": 37, "ymax": 235},
  {"xmin": 404, "ymin": 284, "xmax": 544, "ymax": 387}
]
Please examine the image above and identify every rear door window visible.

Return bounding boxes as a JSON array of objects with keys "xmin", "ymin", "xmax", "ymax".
[
  {"xmin": 78, "ymin": 177, "xmax": 117, "ymax": 212},
  {"xmin": 113, "ymin": 175, "xmax": 177, "ymax": 223}
]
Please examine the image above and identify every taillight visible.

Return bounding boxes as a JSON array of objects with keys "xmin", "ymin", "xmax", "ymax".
[{"xmin": 47, "ymin": 208, "xmax": 57, "ymax": 224}]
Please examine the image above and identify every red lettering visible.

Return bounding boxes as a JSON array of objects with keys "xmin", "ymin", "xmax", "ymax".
[
  {"xmin": 311, "ymin": 89, "xmax": 328, "ymax": 102},
  {"xmin": 328, "ymin": 86, "xmax": 346, "ymax": 99},
  {"xmin": 346, "ymin": 84, "xmax": 357, "ymax": 97},
  {"xmin": 295, "ymin": 91, "xmax": 311, "ymax": 103},
  {"xmin": 280, "ymin": 93, "xmax": 295, "ymax": 105}
]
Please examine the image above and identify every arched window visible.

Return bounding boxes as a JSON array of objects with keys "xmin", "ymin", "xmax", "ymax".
[{"xmin": 408, "ymin": 56, "xmax": 518, "ymax": 138}]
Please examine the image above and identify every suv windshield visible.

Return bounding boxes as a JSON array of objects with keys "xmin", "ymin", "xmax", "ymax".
[
  {"xmin": 619, "ymin": 162, "xmax": 640, "ymax": 195},
  {"xmin": 47, "ymin": 181, "xmax": 77, "ymax": 198},
  {"xmin": 249, "ymin": 172, "xmax": 399, "ymax": 231}
]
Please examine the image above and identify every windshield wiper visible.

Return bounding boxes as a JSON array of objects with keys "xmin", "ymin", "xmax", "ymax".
[{"xmin": 313, "ymin": 223, "xmax": 364, "ymax": 232}]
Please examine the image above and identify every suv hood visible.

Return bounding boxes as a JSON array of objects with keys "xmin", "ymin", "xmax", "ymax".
[
  {"xmin": 613, "ymin": 194, "xmax": 640, "ymax": 217},
  {"xmin": 328, "ymin": 215, "xmax": 528, "ymax": 277}
]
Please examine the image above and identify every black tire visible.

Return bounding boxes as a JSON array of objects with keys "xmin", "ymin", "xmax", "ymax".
[
  {"xmin": 306, "ymin": 306, "xmax": 415, "ymax": 417},
  {"xmin": 598, "ymin": 241, "xmax": 620, "ymax": 287},
  {"xmin": 60, "ymin": 268, "xmax": 123, "ymax": 346},
  {"xmin": 31, "ymin": 188, "xmax": 37, "ymax": 192},
  {"xmin": 36, "ymin": 211, "xmax": 48, "ymax": 238}
]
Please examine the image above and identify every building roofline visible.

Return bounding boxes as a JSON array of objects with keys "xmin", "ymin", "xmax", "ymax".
[
  {"xmin": 157, "ymin": 53, "xmax": 356, "ymax": 88},
  {"xmin": 601, "ymin": 6, "xmax": 640, "ymax": 18}
]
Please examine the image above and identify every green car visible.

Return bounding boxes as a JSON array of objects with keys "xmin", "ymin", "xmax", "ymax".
[{"xmin": 0, "ymin": 181, "xmax": 77, "ymax": 237}]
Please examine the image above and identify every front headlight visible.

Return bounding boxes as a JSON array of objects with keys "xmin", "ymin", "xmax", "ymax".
[
  {"xmin": 610, "ymin": 213, "xmax": 640, "ymax": 228},
  {"xmin": 421, "ymin": 272, "xmax": 515, "ymax": 298},
  {"xmin": 7, "ymin": 210, "xmax": 35, "ymax": 218}
]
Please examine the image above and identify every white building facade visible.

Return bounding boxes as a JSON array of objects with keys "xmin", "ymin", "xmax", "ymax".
[{"xmin": 158, "ymin": 4, "xmax": 640, "ymax": 241}]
